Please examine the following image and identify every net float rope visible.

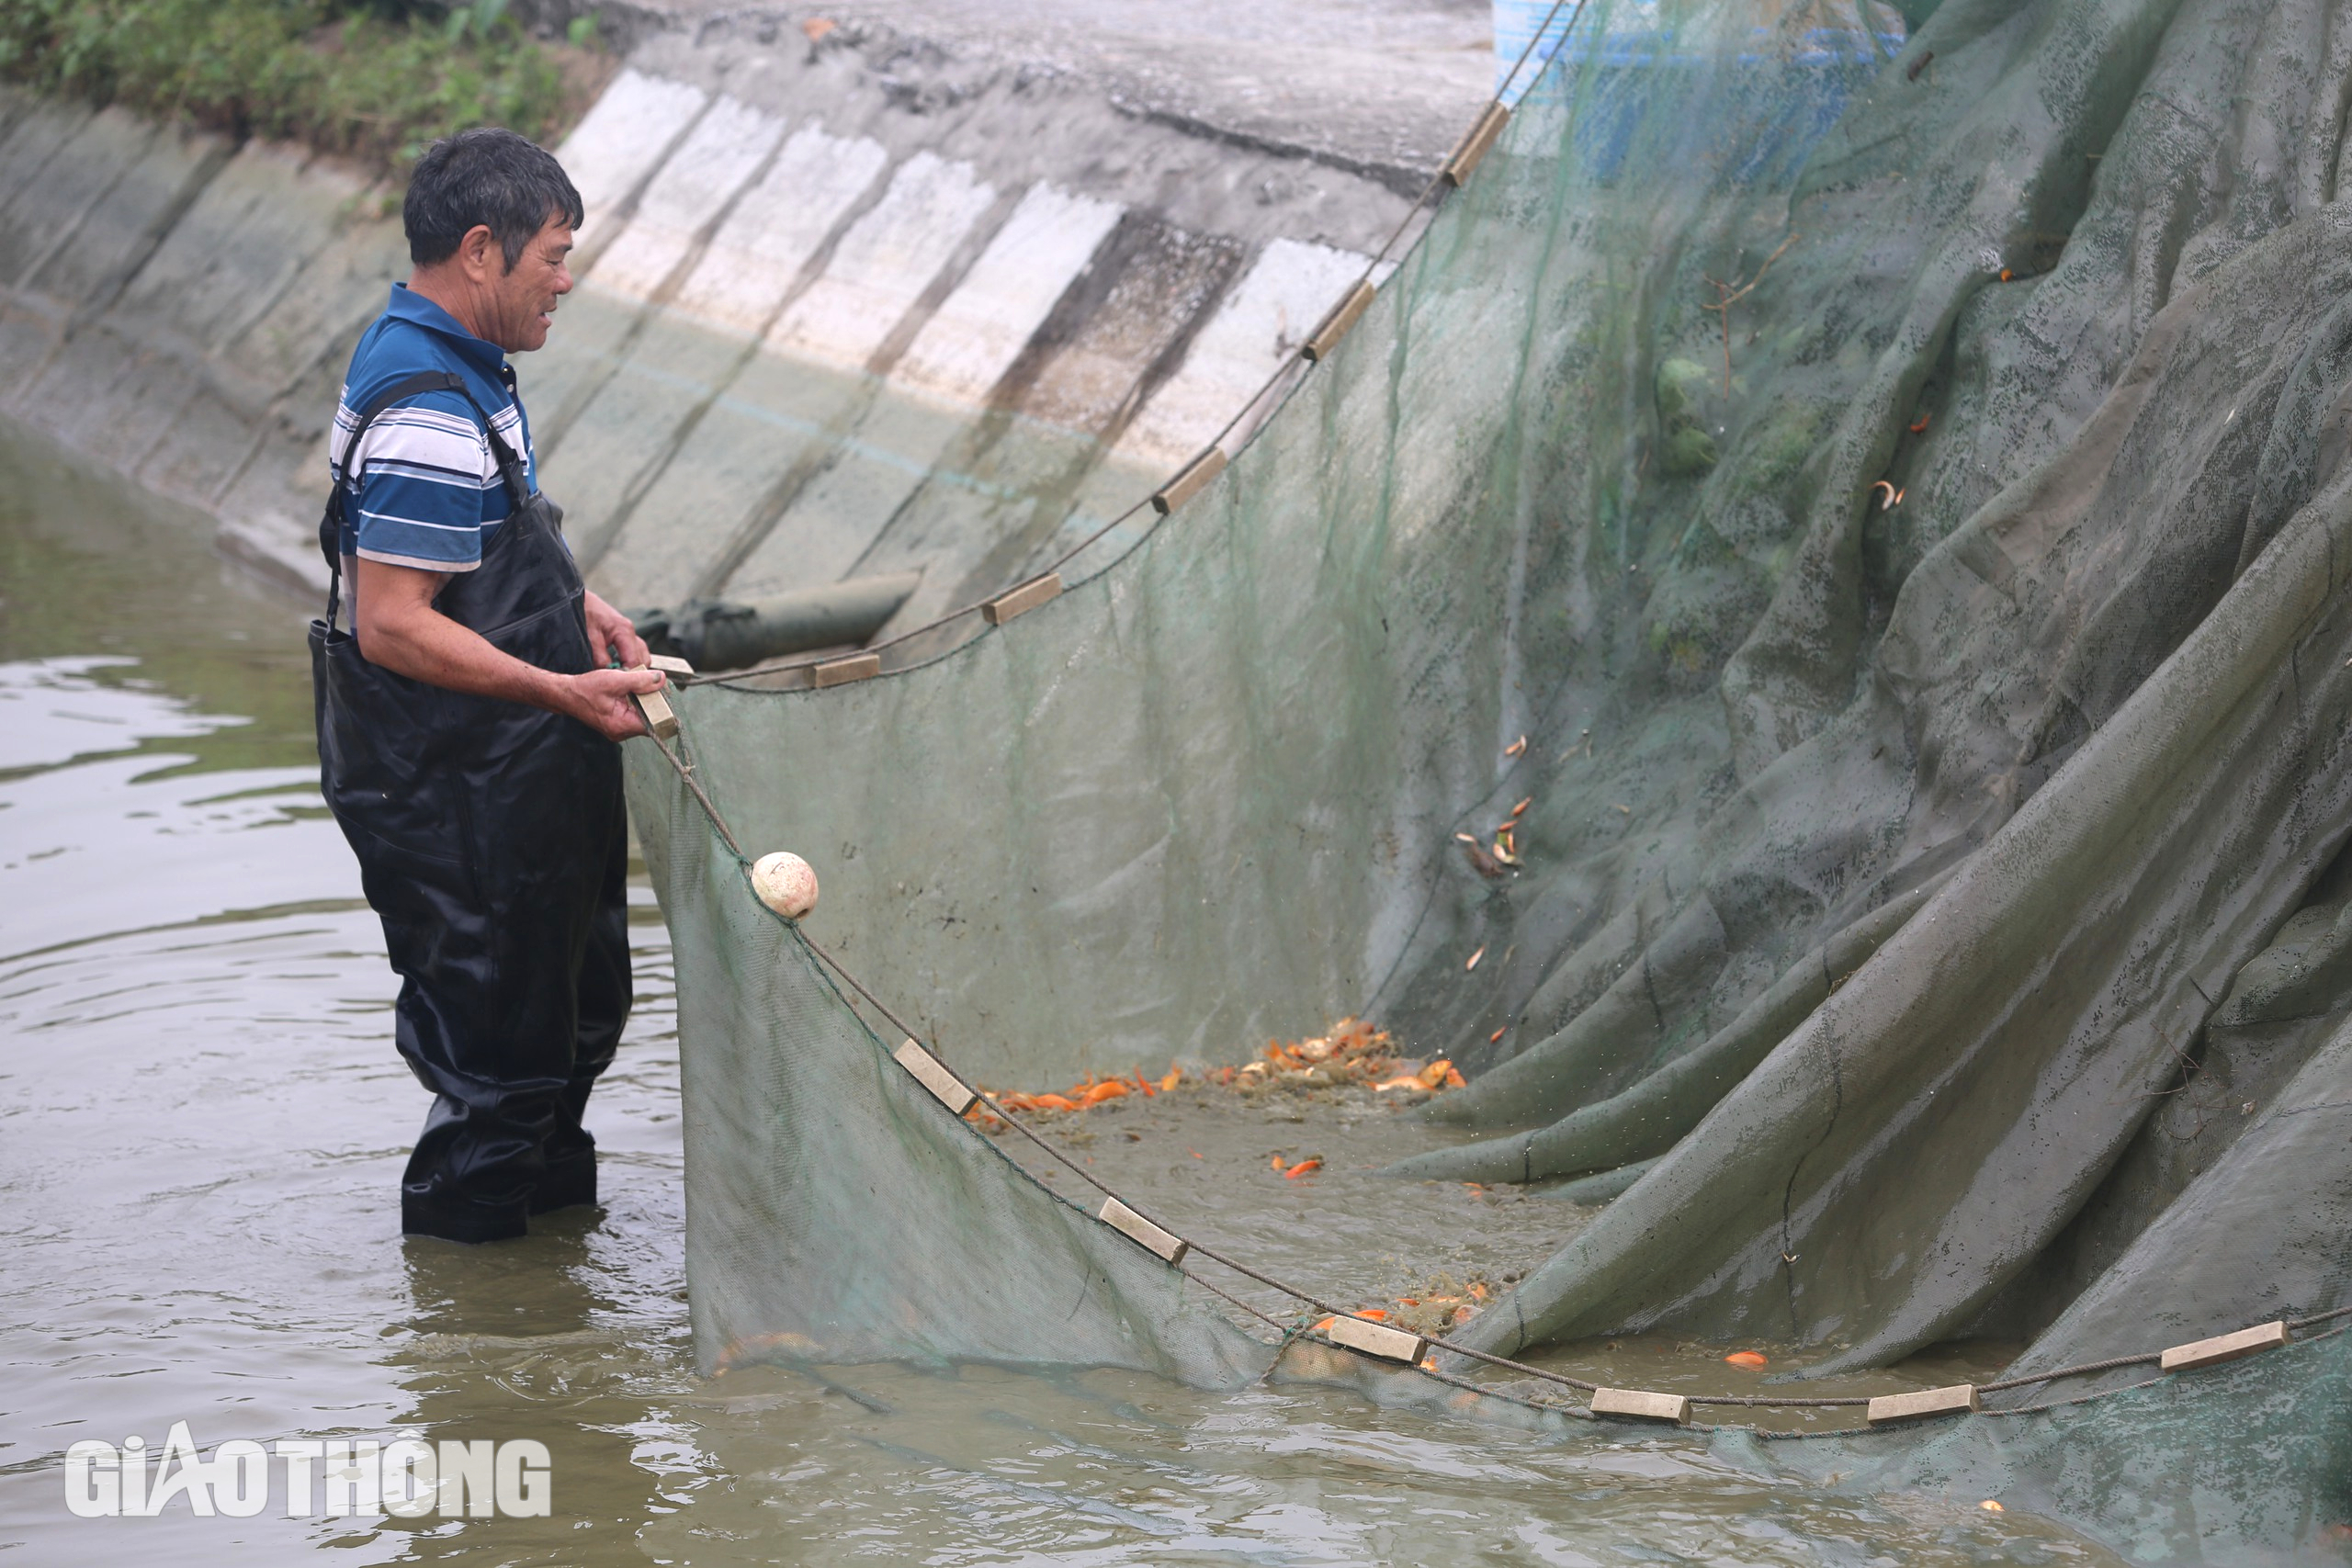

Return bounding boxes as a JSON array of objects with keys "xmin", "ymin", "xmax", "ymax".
[
  {"xmin": 639, "ymin": 707, "xmax": 2352, "ymax": 1435},
  {"xmin": 683, "ymin": 0, "xmax": 1596, "ymax": 694}
]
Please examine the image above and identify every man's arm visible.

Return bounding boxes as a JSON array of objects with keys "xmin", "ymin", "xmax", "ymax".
[{"xmin": 354, "ymin": 558, "xmax": 661, "ymax": 742}]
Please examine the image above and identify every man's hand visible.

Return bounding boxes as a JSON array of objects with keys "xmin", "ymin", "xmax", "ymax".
[
  {"xmin": 356, "ymin": 558, "xmax": 666, "ymax": 740},
  {"xmin": 564, "ymin": 666, "xmax": 666, "ymax": 741},
  {"xmin": 583, "ymin": 591, "xmax": 649, "ymax": 670}
]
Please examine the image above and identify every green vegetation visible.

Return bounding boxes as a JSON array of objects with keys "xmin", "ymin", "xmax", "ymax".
[{"xmin": 0, "ymin": 0, "xmax": 603, "ymax": 168}]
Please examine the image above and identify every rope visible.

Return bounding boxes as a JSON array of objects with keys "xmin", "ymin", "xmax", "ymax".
[
  {"xmin": 647, "ymin": 728, "xmax": 745, "ymax": 863},
  {"xmin": 679, "ymin": 0, "xmax": 1593, "ymax": 693},
  {"xmin": 2289, "ymin": 1302, "xmax": 2352, "ymax": 1330},
  {"xmin": 1183, "ymin": 1267, "xmax": 1296, "ymax": 1337},
  {"xmin": 1979, "ymin": 1351, "xmax": 2161, "ymax": 1394},
  {"xmin": 798, "ymin": 931, "xmax": 928, "ymax": 1050}
]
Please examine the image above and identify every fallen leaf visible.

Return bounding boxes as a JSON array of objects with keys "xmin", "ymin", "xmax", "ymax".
[
  {"xmin": 1724, "ymin": 1350, "xmax": 1768, "ymax": 1369},
  {"xmin": 1284, "ymin": 1157, "xmax": 1324, "ymax": 1179},
  {"xmin": 1032, "ymin": 1093, "xmax": 1080, "ymax": 1111},
  {"xmin": 1979, "ymin": 1500, "xmax": 2004, "ymax": 1513},
  {"xmin": 1465, "ymin": 945, "xmax": 1486, "ymax": 971},
  {"xmin": 1909, "ymin": 414, "xmax": 1929, "ymax": 434},
  {"xmin": 1353, "ymin": 1306, "xmax": 1385, "ymax": 1320},
  {"xmin": 1505, "ymin": 735, "xmax": 1528, "ymax": 757},
  {"xmin": 1488, "ymin": 1027, "xmax": 1506, "ymax": 1043},
  {"xmin": 1613, "ymin": 803, "xmax": 1632, "ymax": 815},
  {"xmin": 1189, "ymin": 1147, "xmax": 1204, "ymax": 1158},
  {"xmin": 1463, "ymin": 839, "xmax": 1506, "ymax": 878},
  {"xmin": 801, "ymin": 17, "xmax": 837, "ymax": 39},
  {"xmin": 1271, "ymin": 1154, "xmax": 1289, "ymax": 1171},
  {"xmin": 1999, "ymin": 267, "xmax": 2014, "ymax": 281},
  {"xmin": 1509, "ymin": 796, "xmax": 1532, "ymax": 817},
  {"xmin": 1080, "ymin": 1080, "xmax": 1130, "ymax": 1105},
  {"xmin": 1372, "ymin": 1077, "xmax": 1427, "ymax": 1092},
  {"xmin": 1159, "ymin": 1066, "xmax": 1182, "ymax": 1092},
  {"xmin": 1419, "ymin": 1059, "xmax": 1456, "ymax": 1089}
]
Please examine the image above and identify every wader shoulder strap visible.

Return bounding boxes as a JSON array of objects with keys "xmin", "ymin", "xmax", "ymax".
[{"xmin": 320, "ymin": 369, "xmax": 467, "ymax": 627}]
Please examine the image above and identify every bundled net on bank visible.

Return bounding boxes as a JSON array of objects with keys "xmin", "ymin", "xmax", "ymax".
[{"xmin": 621, "ymin": 0, "xmax": 2352, "ymax": 1554}]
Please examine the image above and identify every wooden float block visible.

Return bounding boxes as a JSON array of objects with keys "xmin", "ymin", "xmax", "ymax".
[
  {"xmin": 892, "ymin": 1038, "xmax": 978, "ymax": 1116},
  {"xmin": 1323, "ymin": 1314, "xmax": 1427, "ymax": 1363},
  {"xmin": 812, "ymin": 653, "xmax": 881, "ymax": 688},
  {"xmin": 1866, "ymin": 1384, "xmax": 1980, "ymax": 1426},
  {"xmin": 634, "ymin": 687, "xmax": 680, "ymax": 740},
  {"xmin": 1303, "ymin": 280, "xmax": 1376, "ymax": 363},
  {"xmin": 1442, "ymin": 103, "xmax": 1510, "ymax": 187},
  {"xmin": 2160, "ymin": 1320, "xmax": 2287, "ymax": 1372},
  {"xmin": 1151, "ymin": 447, "xmax": 1227, "ymax": 515},
  {"xmin": 1097, "ymin": 1196, "xmax": 1189, "ymax": 1266},
  {"xmin": 648, "ymin": 653, "xmax": 695, "ymax": 676},
  {"xmin": 981, "ymin": 573, "xmax": 1063, "ymax": 626},
  {"xmin": 1589, "ymin": 1387, "xmax": 1690, "ymax": 1424}
]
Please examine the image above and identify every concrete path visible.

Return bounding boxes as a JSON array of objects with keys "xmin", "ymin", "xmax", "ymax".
[{"xmin": 632, "ymin": 0, "xmax": 1498, "ymax": 181}]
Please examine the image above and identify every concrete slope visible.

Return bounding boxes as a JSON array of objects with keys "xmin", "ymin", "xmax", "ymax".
[{"xmin": 0, "ymin": 5, "xmax": 1487, "ymax": 636}]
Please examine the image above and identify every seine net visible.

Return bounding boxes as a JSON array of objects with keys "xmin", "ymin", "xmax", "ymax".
[{"xmin": 624, "ymin": 0, "xmax": 2352, "ymax": 1554}]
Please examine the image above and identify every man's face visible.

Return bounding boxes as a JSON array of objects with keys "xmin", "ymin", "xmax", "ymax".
[{"xmin": 482, "ymin": 215, "xmax": 574, "ymax": 354}]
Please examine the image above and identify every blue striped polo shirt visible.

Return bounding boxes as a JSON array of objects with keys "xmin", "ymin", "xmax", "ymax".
[{"xmin": 330, "ymin": 285, "xmax": 542, "ymax": 572}]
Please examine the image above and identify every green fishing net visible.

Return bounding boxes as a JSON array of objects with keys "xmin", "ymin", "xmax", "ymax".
[{"xmin": 623, "ymin": 0, "xmax": 2352, "ymax": 1556}]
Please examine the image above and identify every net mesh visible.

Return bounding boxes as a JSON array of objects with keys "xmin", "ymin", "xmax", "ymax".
[{"xmin": 622, "ymin": 0, "xmax": 2352, "ymax": 1554}]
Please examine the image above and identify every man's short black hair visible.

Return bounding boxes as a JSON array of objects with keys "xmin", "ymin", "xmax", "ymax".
[{"xmin": 403, "ymin": 128, "xmax": 585, "ymax": 270}]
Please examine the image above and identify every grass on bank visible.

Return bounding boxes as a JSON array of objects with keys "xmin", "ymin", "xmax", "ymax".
[{"xmin": 0, "ymin": 0, "xmax": 605, "ymax": 169}]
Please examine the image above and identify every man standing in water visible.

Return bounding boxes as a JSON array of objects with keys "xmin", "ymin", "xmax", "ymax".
[{"xmin": 311, "ymin": 128, "xmax": 666, "ymax": 1243}]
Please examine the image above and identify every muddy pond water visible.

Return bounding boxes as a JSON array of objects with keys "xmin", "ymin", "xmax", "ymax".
[{"xmin": 0, "ymin": 421, "xmax": 2122, "ymax": 1564}]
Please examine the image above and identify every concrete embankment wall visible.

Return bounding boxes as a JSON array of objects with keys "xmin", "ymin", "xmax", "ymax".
[{"xmin": 0, "ymin": 14, "xmax": 1451, "ymax": 631}]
